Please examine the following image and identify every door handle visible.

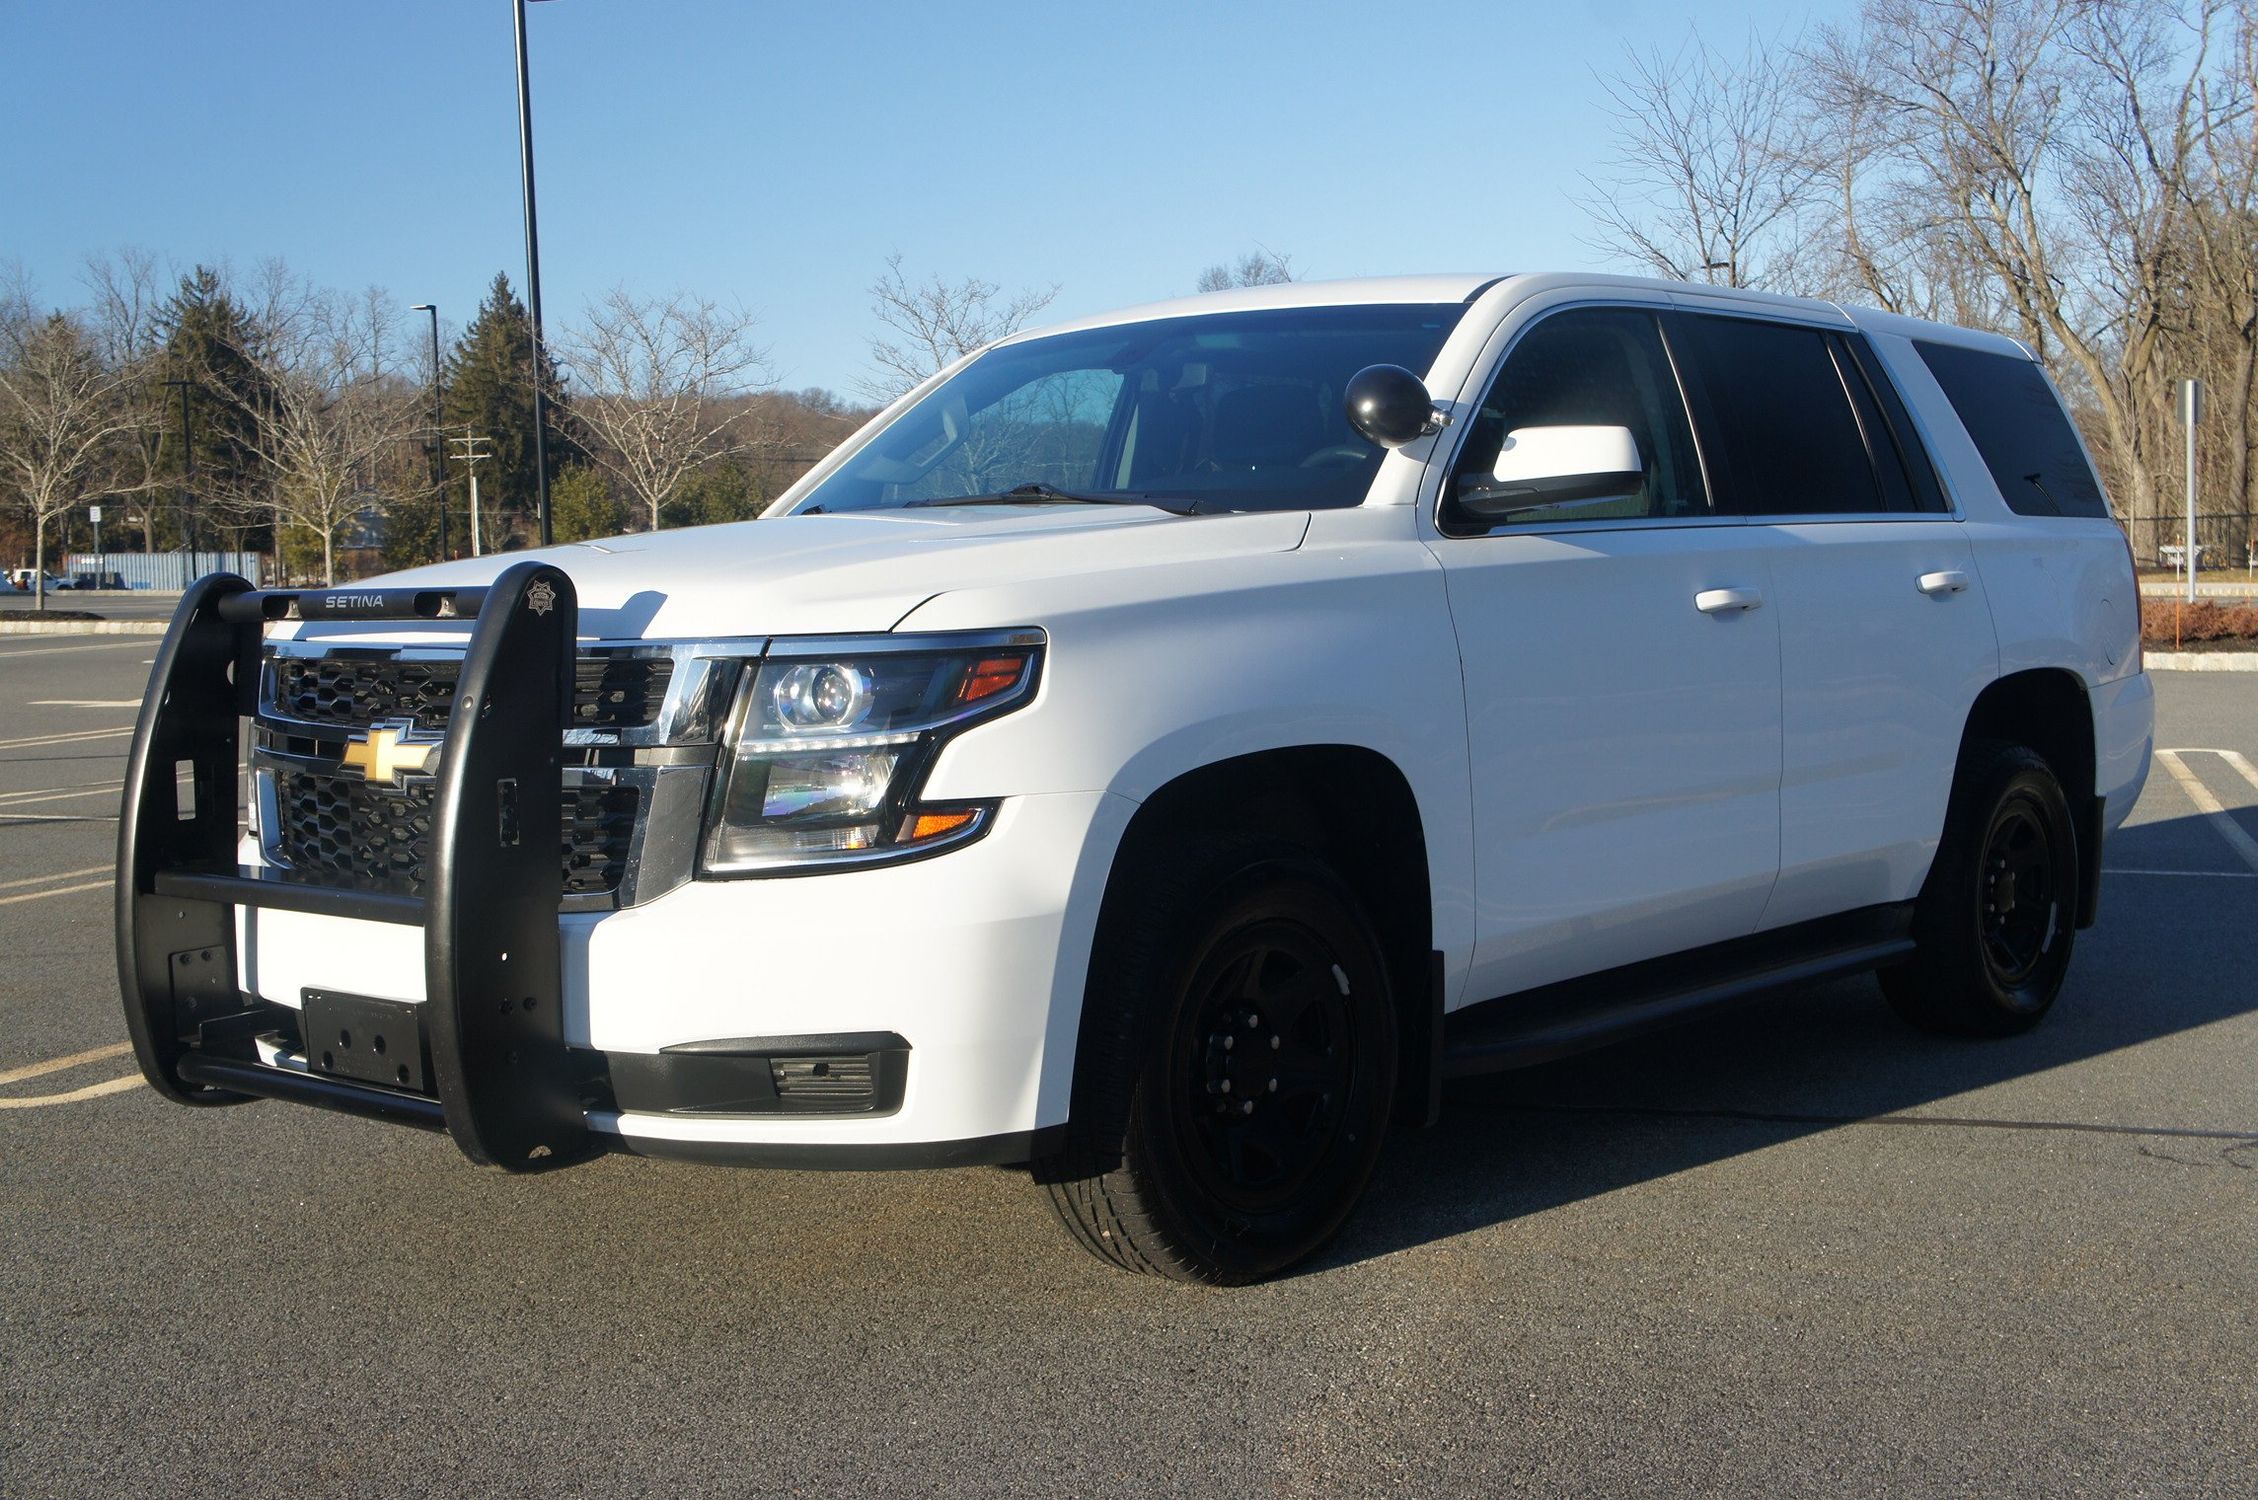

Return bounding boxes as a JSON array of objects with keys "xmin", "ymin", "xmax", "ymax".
[
  {"xmin": 1694, "ymin": 587, "xmax": 1763, "ymax": 615},
  {"xmin": 1916, "ymin": 570, "xmax": 1970, "ymax": 596}
]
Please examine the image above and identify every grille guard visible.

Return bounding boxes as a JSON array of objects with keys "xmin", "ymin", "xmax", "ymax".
[{"xmin": 116, "ymin": 562, "xmax": 589, "ymax": 1170}]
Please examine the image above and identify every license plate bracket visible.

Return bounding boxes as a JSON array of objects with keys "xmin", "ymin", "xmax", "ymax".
[{"xmin": 301, "ymin": 989, "xmax": 430, "ymax": 1093}]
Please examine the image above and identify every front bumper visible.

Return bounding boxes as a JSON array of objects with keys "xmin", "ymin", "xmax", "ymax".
[
  {"xmin": 118, "ymin": 570, "xmax": 1124, "ymax": 1172},
  {"xmin": 234, "ymin": 787, "xmax": 1122, "ymax": 1164}
]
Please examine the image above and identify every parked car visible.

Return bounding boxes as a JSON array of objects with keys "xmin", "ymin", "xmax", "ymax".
[
  {"xmin": 117, "ymin": 272, "xmax": 2152, "ymax": 1282},
  {"xmin": 65, "ymin": 570, "xmax": 129, "ymax": 591}
]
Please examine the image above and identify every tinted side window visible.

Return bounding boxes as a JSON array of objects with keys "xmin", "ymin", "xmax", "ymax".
[
  {"xmin": 1445, "ymin": 307, "xmax": 1708, "ymax": 531},
  {"xmin": 1914, "ymin": 340, "xmax": 2109, "ymax": 517},
  {"xmin": 1675, "ymin": 315, "xmax": 1881, "ymax": 515},
  {"xmin": 1843, "ymin": 336, "xmax": 1950, "ymax": 513}
]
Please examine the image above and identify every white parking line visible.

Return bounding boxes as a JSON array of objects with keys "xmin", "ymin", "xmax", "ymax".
[
  {"xmin": 0, "ymin": 864, "xmax": 111, "ymax": 893},
  {"xmin": 27, "ymin": 699, "xmax": 143, "ymax": 708},
  {"xmin": 0, "ymin": 879, "xmax": 112, "ymax": 906},
  {"xmin": 2102, "ymin": 867, "xmax": 2258, "ymax": 878},
  {"xmin": 0, "ymin": 1040, "xmax": 133, "ymax": 1087},
  {"xmin": 0, "ymin": 726, "xmax": 135, "ymax": 751},
  {"xmin": 0, "ymin": 783, "xmax": 125, "ymax": 809},
  {"xmin": 2154, "ymin": 750, "xmax": 2258, "ymax": 875},
  {"xmin": 2217, "ymin": 749, "xmax": 2258, "ymax": 794}
]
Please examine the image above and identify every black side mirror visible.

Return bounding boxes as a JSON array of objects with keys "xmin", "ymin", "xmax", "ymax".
[{"xmin": 1344, "ymin": 364, "xmax": 1438, "ymax": 449}]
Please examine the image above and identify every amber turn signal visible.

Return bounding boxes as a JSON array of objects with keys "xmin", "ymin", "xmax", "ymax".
[
  {"xmin": 903, "ymin": 809, "xmax": 980, "ymax": 842},
  {"xmin": 957, "ymin": 655, "xmax": 1028, "ymax": 704}
]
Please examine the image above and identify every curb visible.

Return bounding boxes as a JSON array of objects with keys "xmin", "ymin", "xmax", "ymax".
[
  {"xmin": 2139, "ymin": 582, "xmax": 2258, "ymax": 599},
  {"xmin": 2144, "ymin": 651, "xmax": 2258, "ymax": 672},
  {"xmin": 0, "ymin": 620, "xmax": 169, "ymax": 636}
]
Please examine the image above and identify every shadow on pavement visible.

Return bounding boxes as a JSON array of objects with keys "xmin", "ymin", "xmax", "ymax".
[{"xmin": 1323, "ymin": 807, "xmax": 2258, "ymax": 1272}]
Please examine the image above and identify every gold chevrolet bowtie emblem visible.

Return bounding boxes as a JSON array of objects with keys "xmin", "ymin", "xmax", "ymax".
[{"xmin": 340, "ymin": 723, "xmax": 438, "ymax": 786}]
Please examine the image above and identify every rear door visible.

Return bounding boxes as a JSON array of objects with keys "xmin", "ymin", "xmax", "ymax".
[
  {"xmin": 1427, "ymin": 302, "xmax": 1784, "ymax": 1001},
  {"xmin": 1667, "ymin": 312, "xmax": 1999, "ymax": 929}
]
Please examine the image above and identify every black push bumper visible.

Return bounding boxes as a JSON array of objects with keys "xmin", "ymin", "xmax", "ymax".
[{"xmin": 116, "ymin": 562, "xmax": 589, "ymax": 1170}]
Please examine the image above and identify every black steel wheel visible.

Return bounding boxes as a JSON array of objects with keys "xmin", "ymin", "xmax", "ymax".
[
  {"xmin": 1882, "ymin": 741, "xmax": 2080, "ymax": 1037},
  {"xmin": 1037, "ymin": 834, "xmax": 1397, "ymax": 1283}
]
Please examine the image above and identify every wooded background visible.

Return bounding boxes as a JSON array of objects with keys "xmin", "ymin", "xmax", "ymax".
[{"xmin": 6, "ymin": 0, "xmax": 2251, "ymax": 588}]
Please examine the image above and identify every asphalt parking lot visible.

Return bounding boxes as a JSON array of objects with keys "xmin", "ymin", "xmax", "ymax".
[{"xmin": 2, "ymin": 643, "xmax": 2253, "ymax": 1498}]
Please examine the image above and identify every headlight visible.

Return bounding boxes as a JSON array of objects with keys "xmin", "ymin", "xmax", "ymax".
[{"xmin": 701, "ymin": 630, "xmax": 1043, "ymax": 874}]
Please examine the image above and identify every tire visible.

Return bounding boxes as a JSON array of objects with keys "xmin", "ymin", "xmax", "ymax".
[
  {"xmin": 1880, "ymin": 740, "xmax": 2080, "ymax": 1037},
  {"xmin": 1036, "ymin": 833, "xmax": 1397, "ymax": 1284}
]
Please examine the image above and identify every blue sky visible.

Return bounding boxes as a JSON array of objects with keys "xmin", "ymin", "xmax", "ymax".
[{"xmin": 7, "ymin": 0, "xmax": 1846, "ymax": 395}]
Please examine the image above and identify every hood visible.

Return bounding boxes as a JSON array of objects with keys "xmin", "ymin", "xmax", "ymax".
[{"xmin": 297, "ymin": 506, "xmax": 1309, "ymax": 642}]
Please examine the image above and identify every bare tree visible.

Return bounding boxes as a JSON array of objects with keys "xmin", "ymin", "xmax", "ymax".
[
  {"xmin": 0, "ymin": 309, "xmax": 140, "ymax": 608},
  {"xmin": 1196, "ymin": 249, "xmax": 1297, "ymax": 292},
  {"xmin": 236, "ymin": 293, "xmax": 417, "ymax": 584},
  {"xmin": 83, "ymin": 249, "xmax": 174, "ymax": 552},
  {"xmin": 1809, "ymin": 0, "xmax": 2247, "ymax": 552},
  {"xmin": 562, "ymin": 288, "xmax": 772, "ymax": 532},
  {"xmin": 1581, "ymin": 32, "xmax": 1830, "ymax": 290},
  {"xmin": 862, "ymin": 254, "xmax": 1057, "ymax": 403}
]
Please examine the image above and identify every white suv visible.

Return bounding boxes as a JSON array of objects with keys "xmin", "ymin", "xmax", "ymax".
[{"xmin": 118, "ymin": 273, "xmax": 2153, "ymax": 1282}]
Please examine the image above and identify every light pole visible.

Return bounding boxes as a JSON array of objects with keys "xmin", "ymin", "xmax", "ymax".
[
  {"xmin": 514, "ymin": 0, "xmax": 556, "ymax": 546},
  {"xmin": 411, "ymin": 303, "xmax": 450, "ymax": 561},
  {"xmin": 162, "ymin": 377, "xmax": 196, "ymax": 584}
]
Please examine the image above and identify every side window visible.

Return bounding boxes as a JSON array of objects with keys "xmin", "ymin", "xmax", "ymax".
[
  {"xmin": 1674, "ymin": 314, "xmax": 1882, "ymax": 516},
  {"xmin": 1444, "ymin": 307, "xmax": 1708, "ymax": 532},
  {"xmin": 1843, "ymin": 336, "xmax": 1951, "ymax": 513},
  {"xmin": 1914, "ymin": 340, "xmax": 2109, "ymax": 517}
]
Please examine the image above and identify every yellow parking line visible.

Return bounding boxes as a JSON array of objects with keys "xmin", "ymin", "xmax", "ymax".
[
  {"xmin": 0, "ymin": 1075, "xmax": 143, "ymax": 1109},
  {"xmin": 0, "ymin": 864, "xmax": 111, "ymax": 893},
  {"xmin": 0, "ymin": 1040, "xmax": 134, "ymax": 1087},
  {"xmin": 2154, "ymin": 751, "xmax": 2258, "ymax": 875},
  {"xmin": 0, "ymin": 639, "xmax": 154, "ymax": 660},
  {"xmin": 0, "ymin": 879, "xmax": 112, "ymax": 906}
]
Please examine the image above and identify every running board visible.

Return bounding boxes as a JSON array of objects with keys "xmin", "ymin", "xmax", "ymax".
[{"xmin": 1442, "ymin": 905, "xmax": 1915, "ymax": 1079}]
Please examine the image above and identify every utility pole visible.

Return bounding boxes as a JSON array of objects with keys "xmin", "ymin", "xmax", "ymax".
[
  {"xmin": 2178, "ymin": 379, "xmax": 2203, "ymax": 603},
  {"xmin": 449, "ymin": 429, "xmax": 496, "ymax": 557},
  {"xmin": 411, "ymin": 304, "xmax": 450, "ymax": 561}
]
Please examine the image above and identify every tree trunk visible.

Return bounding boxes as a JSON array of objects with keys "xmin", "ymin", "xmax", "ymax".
[
  {"xmin": 322, "ymin": 529, "xmax": 334, "ymax": 586},
  {"xmin": 32, "ymin": 514, "xmax": 46, "ymax": 612}
]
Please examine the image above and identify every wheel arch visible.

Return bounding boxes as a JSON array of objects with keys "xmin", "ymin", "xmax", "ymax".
[
  {"xmin": 1956, "ymin": 666, "xmax": 2101, "ymax": 927},
  {"xmin": 1071, "ymin": 744, "xmax": 1443, "ymax": 1135}
]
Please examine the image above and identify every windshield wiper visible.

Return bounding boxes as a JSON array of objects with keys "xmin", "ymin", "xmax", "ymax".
[{"xmin": 903, "ymin": 483, "xmax": 1200, "ymax": 515}]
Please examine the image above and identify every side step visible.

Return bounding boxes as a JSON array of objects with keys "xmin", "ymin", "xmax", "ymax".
[{"xmin": 1441, "ymin": 904, "xmax": 1915, "ymax": 1078}]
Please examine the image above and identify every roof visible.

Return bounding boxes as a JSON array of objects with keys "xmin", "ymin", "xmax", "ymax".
[{"xmin": 996, "ymin": 271, "xmax": 2038, "ymax": 363}]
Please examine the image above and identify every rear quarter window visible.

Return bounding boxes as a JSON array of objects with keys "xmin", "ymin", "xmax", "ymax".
[{"xmin": 1914, "ymin": 341, "xmax": 2110, "ymax": 518}]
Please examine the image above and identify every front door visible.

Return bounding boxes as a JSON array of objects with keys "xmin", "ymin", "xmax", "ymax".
[{"xmin": 1429, "ymin": 305, "xmax": 1784, "ymax": 1002}]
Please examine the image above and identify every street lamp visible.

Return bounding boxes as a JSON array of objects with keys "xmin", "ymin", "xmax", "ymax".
[
  {"xmin": 162, "ymin": 377, "xmax": 196, "ymax": 583},
  {"xmin": 410, "ymin": 303, "xmax": 450, "ymax": 561},
  {"xmin": 514, "ymin": 0, "xmax": 557, "ymax": 546}
]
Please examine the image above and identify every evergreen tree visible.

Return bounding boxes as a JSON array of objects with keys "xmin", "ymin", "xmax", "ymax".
[
  {"xmin": 152, "ymin": 267, "xmax": 276, "ymax": 556},
  {"xmin": 550, "ymin": 463, "xmax": 624, "ymax": 542},
  {"xmin": 440, "ymin": 272, "xmax": 577, "ymax": 547}
]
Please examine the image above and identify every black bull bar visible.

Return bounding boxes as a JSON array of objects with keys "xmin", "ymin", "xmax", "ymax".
[{"xmin": 115, "ymin": 561, "xmax": 588, "ymax": 1170}]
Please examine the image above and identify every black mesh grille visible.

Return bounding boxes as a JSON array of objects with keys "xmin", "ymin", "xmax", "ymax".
[
  {"xmin": 270, "ymin": 769, "xmax": 639, "ymax": 898},
  {"xmin": 270, "ymin": 654, "xmax": 673, "ymax": 733}
]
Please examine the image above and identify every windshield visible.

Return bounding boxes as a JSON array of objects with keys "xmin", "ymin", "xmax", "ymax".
[{"xmin": 789, "ymin": 303, "xmax": 1465, "ymax": 516}]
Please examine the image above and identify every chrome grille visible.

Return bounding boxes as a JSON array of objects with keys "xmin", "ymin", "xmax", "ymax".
[
  {"xmin": 253, "ymin": 637, "xmax": 750, "ymax": 910},
  {"xmin": 269, "ymin": 767, "xmax": 641, "ymax": 898},
  {"xmin": 270, "ymin": 654, "xmax": 674, "ymax": 734}
]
